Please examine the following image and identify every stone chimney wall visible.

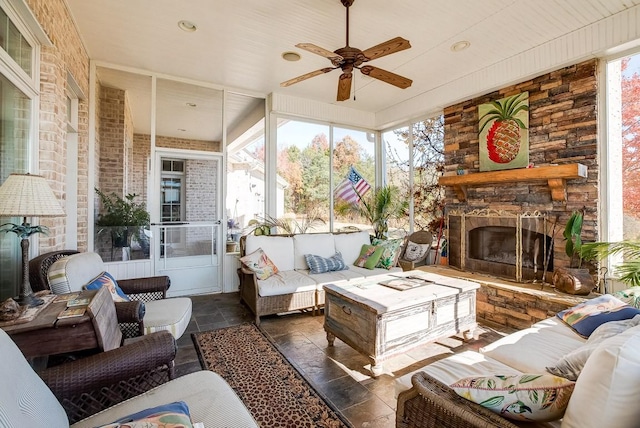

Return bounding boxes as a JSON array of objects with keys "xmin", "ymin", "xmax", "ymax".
[{"xmin": 442, "ymin": 59, "xmax": 600, "ymax": 271}]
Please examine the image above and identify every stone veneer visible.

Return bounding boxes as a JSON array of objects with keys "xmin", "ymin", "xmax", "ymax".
[{"xmin": 442, "ymin": 59, "xmax": 600, "ymax": 273}]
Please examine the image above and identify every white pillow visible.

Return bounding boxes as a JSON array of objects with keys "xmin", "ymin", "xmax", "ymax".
[
  {"xmin": 562, "ymin": 324, "xmax": 640, "ymax": 428},
  {"xmin": 403, "ymin": 240, "xmax": 431, "ymax": 262},
  {"xmin": 546, "ymin": 314, "xmax": 640, "ymax": 381},
  {"xmin": 293, "ymin": 233, "xmax": 335, "ymax": 270},
  {"xmin": 244, "ymin": 235, "xmax": 295, "ymax": 271}
]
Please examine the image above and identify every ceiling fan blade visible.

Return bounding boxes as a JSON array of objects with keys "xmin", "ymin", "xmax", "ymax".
[
  {"xmin": 360, "ymin": 65, "xmax": 412, "ymax": 89},
  {"xmin": 361, "ymin": 37, "xmax": 411, "ymax": 61},
  {"xmin": 280, "ymin": 67, "xmax": 335, "ymax": 87},
  {"xmin": 336, "ymin": 72, "xmax": 352, "ymax": 101},
  {"xmin": 295, "ymin": 43, "xmax": 344, "ymax": 63}
]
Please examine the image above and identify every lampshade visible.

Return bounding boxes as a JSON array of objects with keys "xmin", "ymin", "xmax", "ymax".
[{"xmin": 0, "ymin": 173, "xmax": 65, "ymax": 217}]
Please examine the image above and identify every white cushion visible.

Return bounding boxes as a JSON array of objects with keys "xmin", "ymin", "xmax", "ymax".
[
  {"xmin": 70, "ymin": 371, "xmax": 258, "ymax": 428},
  {"xmin": 296, "ymin": 269, "xmax": 363, "ymax": 290},
  {"xmin": 0, "ymin": 329, "xmax": 69, "ymax": 428},
  {"xmin": 245, "ymin": 235, "xmax": 295, "ymax": 271},
  {"xmin": 347, "ymin": 265, "xmax": 402, "ymax": 278},
  {"xmin": 48, "ymin": 252, "xmax": 104, "ymax": 294},
  {"xmin": 480, "ymin": 323, "xmax": 585, "ymax": 373},
  {"xmin": 561, "ymin": 324, "xmax": 640, "ymax": 428},
  {"xmin": 334, "ymin": 231, "xmax": 371, "ymax": 265},
  {"xmin": 143, "ymin": 297, "xmax": 192, "ymax": 339},
  {"xmin": 293, "ymin": 233, "xmax": 337, "ymax": 270},
  {"xmin": 395, "ymin": 350, "xmax": 520, "ymax": 396},
  {"xmin": 256, "ymin": 270, "xmax": 317, "ymax": 297}
]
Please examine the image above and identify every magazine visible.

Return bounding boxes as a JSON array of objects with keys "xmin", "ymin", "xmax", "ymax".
[
  {"xmin": 66, "ymin": 297, "xmax": 91, "ymax": 307},
  {"xmin": 57, "ymin": 307, "xmax": 86, "ymax": 319},
  {"xmin": 378, "ymin": 276, "xmax": 434, "ymax": 291},
  {"xmin": 55, "ymin": 292, "xmax": 80, "ymax": 302}
]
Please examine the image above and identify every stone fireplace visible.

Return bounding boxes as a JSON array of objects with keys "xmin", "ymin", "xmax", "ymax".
[{"xmin": 448, "ymin": 209, "xmax": 553, "ymax": 283}]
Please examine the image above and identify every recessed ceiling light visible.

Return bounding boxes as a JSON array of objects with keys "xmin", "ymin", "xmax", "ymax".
[
  {"xmin": 451, "ymin": 41, "xmax": 470, "ymax": 52},
  {"xmin": 186, "ymin": 102, "xmax": 197, "ymax": 108},
  {"xmin": 178, "ymin": 20, "xmax": 197, "ymax": 33},
  {"xmin": 282, "ymin": 51, "xmax": 301, "ymax": 62}
]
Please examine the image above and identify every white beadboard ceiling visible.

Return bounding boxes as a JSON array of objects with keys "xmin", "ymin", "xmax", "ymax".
[{"xmin": 66, "ymin": 0, "xmax": 640, "ymax": 135}]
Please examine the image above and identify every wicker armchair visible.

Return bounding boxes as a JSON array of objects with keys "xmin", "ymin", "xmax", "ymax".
[
  {"xmin": 398, "ymin": 231, "xmax": 433, "ymax": 271},
  {"xmin": 29, "ymin": 251, "xmax": 190, "ymax": 340},
  {"xmin": 396, "ymin": 372, "xmax": 555, "ymax": 428}
]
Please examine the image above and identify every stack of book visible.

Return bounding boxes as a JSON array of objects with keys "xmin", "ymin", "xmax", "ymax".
[{"xmin": 56, "ymin": 294, "xmax": 90, "ymax": 319}]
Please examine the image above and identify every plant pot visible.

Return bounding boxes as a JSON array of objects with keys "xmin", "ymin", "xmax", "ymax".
[{"xmin": 552, "ymin": 267, "xmax": 595, "ymax": 295}]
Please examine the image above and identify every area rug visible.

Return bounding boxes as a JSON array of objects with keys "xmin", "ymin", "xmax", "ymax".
[{"xmin": 193, "ymin": 323, "xmax": 351, "ymax": 428}]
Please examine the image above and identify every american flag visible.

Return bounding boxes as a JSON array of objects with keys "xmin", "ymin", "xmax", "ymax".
[{"xmin": 334, "ymin": 166, "xmax": 371, "ymax": 204}]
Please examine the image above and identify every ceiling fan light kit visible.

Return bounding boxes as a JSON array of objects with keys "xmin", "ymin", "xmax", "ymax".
[{"xmin": 280, "ymin": 0, "xmax": 412, "ymax": 101}]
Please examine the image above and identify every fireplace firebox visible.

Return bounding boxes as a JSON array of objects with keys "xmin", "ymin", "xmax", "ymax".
[{"xmin": 447, "ymin": 209, "xmax": 553, "ymax": 282}]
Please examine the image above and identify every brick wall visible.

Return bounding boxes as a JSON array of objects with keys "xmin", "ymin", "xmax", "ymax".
[
  {"xmin": 443, "ymin": 59, "xmax": 599, "ymax": 271},
  {"xmin": 25, "ymin": 0, "xmax": 90, "ymax": 253},
  {"xmin": 156, "ymin": 135, "xmax": 220, "ymax": 152},
  {"xmin": 98, "ymin": 86, "xmax": 126, "ymax": 197}
]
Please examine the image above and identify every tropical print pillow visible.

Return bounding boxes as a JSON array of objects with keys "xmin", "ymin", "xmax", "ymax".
[
  {"xmin": 450, "ymin": 374, "xmax": 574, "ymax": 422},
  {"xmin": 354, "ymin": 244, "xmax": 384, "ymax": 270},
  {"xmin": 371, "ymin": 238, "xmax": 404, "ymax": 269},
  {"xmin": 240, "ymin": 247, "xmax": 279, "ymax": 280}
]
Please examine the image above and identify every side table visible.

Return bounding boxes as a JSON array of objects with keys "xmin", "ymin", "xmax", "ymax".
[{"xmin": 1, "ymin": 287, "xmax": 122, "ymax": 358}]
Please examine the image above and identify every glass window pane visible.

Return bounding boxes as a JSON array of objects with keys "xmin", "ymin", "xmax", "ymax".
[
  {"xmin": 0, "ymin": 74, "xmax": 31, "ymax": 300},
  {"xmin": 0, "ymin": 8, "xmax": 32, "ymax": 76},
  {"xmin": 383, "ymin": 126, "xmax": 410, "ymax": 234},
  {"xmin": 276, "ymin": 119, "xmax": 330, "ymax": 233},
  {"xmin": 621, "ymin": 54, "xmax": 640, "ymax": 241}
]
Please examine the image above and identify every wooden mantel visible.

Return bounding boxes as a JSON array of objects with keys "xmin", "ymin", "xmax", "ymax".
[{"xmin": 439, "ymin": 164, "xmax": 588, "ymax": 202}]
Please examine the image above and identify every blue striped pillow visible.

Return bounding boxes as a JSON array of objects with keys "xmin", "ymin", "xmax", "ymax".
[{"xmin": 305, "ymin": 252, "xmax": 348, "ymax": 274}]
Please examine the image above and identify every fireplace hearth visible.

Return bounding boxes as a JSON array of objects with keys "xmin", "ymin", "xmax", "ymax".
[{"xmin": 447, "ymin": 209, "xmax": 553, "ymax": 283}]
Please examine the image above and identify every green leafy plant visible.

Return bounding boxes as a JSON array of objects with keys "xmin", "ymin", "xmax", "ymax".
[
  {"xmin": 336, "ymin": 185, "xmax": 408, "ymax": 240},
  {"xmin": 95, "ymin": 189, "xmax": 150, "ymax": 246},
  {"xmin": 563, "ymin": 210, "xmax": 586, "ymax": 268},
  {"xmin": 580, "ymin": 241, "xmax": 640, "ymax": 287},
  {"xmin": 248, "ymin": 213, "xmax": 325, "ymax": 235}
]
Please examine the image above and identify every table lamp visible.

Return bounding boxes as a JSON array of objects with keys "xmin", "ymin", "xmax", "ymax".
[{"xmin": 0, "ymin": 173, "xmax": 65, "ymax": 307}]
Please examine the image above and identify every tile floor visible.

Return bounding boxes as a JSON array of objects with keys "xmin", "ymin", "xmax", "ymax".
[{"xmin": 175, "ymin": 293, "xmax": 514, "ymax": 428}]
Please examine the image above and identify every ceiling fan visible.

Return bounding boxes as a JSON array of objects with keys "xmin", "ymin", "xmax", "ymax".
[{"xmin": 280, "ymin": 0, "xmax": 412, "ymax": 101}]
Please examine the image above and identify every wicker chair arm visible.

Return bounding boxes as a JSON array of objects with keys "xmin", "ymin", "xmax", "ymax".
[
  {"xmin": 114, "ymin": 300, "xmax": 145, "ymax": 323},
  {"xmin": 40, "ymin": 331, "xmax": 176, "ymax": 423},
  {"xmin": 397, "ymin": 372, "xmax": 522, "ymax": 428},
  {"xmin": 117, "ymin": 275, "xmax": 170, "ymax": 299}
]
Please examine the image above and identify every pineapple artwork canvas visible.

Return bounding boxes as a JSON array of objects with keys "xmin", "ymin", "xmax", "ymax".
[{"xmin": 478, "ymin": 92, "xmax": 529, "ymax": 171}]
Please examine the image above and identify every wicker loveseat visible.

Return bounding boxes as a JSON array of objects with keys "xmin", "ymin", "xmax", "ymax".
[
  {"xmin": 395, "ymin": 308, "xmax": 640, "ymax": 428},
  {"xmin": 238, "ymin": 231, "xmax": 404, "ymax": 324}
]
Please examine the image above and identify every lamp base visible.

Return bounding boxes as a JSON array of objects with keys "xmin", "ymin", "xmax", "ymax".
[{"xmin": 15, "ymin": 294, "xmax": 44, "ymax": 308}]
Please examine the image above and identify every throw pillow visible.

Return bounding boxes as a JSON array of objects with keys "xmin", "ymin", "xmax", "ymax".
[
  {"xmin": 371, "ymin": 238, "xmax": 404, "ymax": 269},
  {"xmin": 450, "ymin": 374, "xmax": 575, "ymax": 422},
  {"xmin": 305, "ymin": 252, "xmax": 348, "ymax": 274},
  {"xmin": 240, "ymin": 247, "xmax": 279, "ymax": 280},
  {"xmin": 403, "ymin": 240, "xmax": 431, "ymax": 262},
  {"xmin": 556, "ymin": 294, "xmax": 640, "ymax": 338},
  {"xmin": 84, "ymin": 271, "xmax": 130, "ymax": 302},
  {"xmin": 613, "ymin": 287, "xmax": 640, "ymax": 308},
  {"xmin": 354, "ymin": 244, "xmax": 384, "ymax": 270},
  {"xmin": 546, "ymin": 314, "xmax": 640, "ymax": 381},
  {"xmin": 98, "ymin": 401, "xmax": 193, "ymax": 428}
]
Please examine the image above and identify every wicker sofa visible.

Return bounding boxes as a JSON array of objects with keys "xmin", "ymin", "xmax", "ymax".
[
  {"xmin": 238, "ymin": 231, "xmax": 403, "ymax": 324},
  {"xmin": 395, "ymin": 309, "xmax": 640, "ymax": 427}
]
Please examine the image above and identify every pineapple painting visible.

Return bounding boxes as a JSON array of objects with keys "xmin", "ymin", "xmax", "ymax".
[{"xmin": 478, "ymin": 92, "xmax": 529, "ymax": 171}]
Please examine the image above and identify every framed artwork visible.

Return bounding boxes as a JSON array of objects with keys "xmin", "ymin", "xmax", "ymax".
[{"xmin": 478, "ymin": 92, "xmax": 529, "ymax": 171}]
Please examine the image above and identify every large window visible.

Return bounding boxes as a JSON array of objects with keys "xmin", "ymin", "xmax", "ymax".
[{"xmin": 0, "ymin": 5, "xmax": 37, "ymax": 301}]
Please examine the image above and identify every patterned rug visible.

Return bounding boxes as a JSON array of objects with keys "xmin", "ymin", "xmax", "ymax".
[{"xmin": 193, "ymin": 323, "xmax": 352, "ymax": 428}]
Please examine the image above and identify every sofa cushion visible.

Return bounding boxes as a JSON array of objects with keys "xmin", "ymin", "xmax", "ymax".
[
  {"xmin": 240, "ymin": 248, "xmax": 279, "ymax": 280},
  {"xmin": 293, "ymin": 233, "xmax": 336, "ymax": 270},
  {"xmin": 561, "ymin": 324, "xmax": 640, "ymax": 428},
  {"xmin": 480, "ymin": 320, "xmax": 585, "ymax": 374},
  {"xmin": 395, "ymin": 351, "xmax": 520, "ymax": 396},
  {"xmin": 450, "ymin": 373, "xmax": 574, "ymax": 422},
  {"xmin": 143, "ymin": 298, "xmax": 193, "ymax": 339},
  {"xmin": 245, "ymin": 235, "xmax": 295, "ymax": 271},
  {"xmin": 348, "ymin": 265, "xmax": 402, "ymax": 277},
  {"xmin": 556, "ymin": 294, "xmax": 640, "ymax": 338},
  {"xmin": 70, "ymin": 371, "xmax": 258, "ymax": 428},
  {"xmin": 546, "ymin": 314, "xmax": 640, "ymax": 381},
  {"xmin": 298, "ymin": 269, "xmax": 364, "ymax": 290},
  {"xmin": 256, "ymin": 270, "xmax": 317, "ymax": 297},
  {"xmin": 371, "ymin": 238, "xmax": 404, "ymax": 269},
  {"xmin": 334, "ymin": 231, "xmax": 371, "ymax": 265},
  {"xmin": 354, "ymin": 244, "xmax": 384, "ymax": 269},
  {"xmin": 48, "ymin": 252, "xmax": 105, "ymax": 294},
  {"xmin": 304, "ymin": 252, "xmax": 347, "ymax": 274},
  {"xmin": 97, "ymin": 401, "xmax": 193, "ymax": 428}
]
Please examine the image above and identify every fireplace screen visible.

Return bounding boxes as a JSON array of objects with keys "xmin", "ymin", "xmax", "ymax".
[{"xmin": 448, "ymin": 210, "xmax": 552, "ymax": 282}]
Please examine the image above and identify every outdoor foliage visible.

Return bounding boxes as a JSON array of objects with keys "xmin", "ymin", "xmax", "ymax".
[{"xmin": 622, "ymin": 58, "xmax": 640, "ymax": 216}]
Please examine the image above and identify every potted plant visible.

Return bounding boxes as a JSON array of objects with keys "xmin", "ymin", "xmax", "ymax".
[
  {"xmin": 95, "ymin": 189, "xmax": 150, "ymax": 256},
  {"xmin": 336, "ymin": 185, "xmax": 408, "ymax": 240},
  {"xmin": 580, "ymin": 240, "xmax": 640, "ymax": 288},
  {"xmin": 553, "ymin": 209, "xmax": 596, "ymax": 295}
]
